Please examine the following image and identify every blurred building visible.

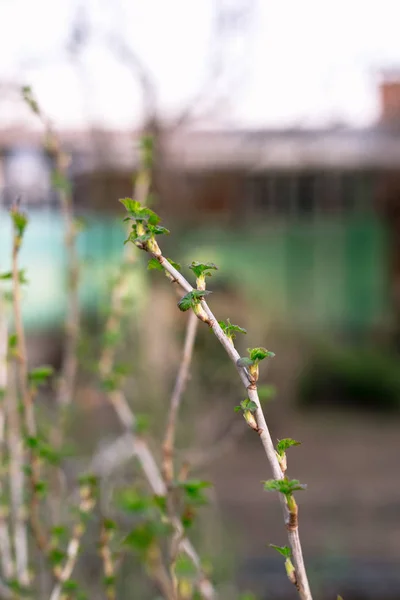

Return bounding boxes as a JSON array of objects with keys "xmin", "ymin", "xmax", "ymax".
[{"xmin": 1, "ymin": 73, "xmax": 400, "ymax": 334}]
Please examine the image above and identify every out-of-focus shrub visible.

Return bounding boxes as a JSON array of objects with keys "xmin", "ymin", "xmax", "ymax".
[{"xmin": 298, "ymin": 345, "xmax": 400, "ymax": 412}]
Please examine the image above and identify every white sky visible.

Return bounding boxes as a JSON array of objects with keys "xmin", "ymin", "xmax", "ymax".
[{"xmin": 0, "ymin": 0, "xmax": 400, "ymax": 130}]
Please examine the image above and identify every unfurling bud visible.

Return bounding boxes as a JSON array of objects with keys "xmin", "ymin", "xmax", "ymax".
[{"xmin": 243, "ymin": 409, "xmax": 258, "ymax": 431}]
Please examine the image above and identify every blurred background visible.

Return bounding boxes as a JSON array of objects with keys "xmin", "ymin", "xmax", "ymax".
[{"xmin": 1, "ymin": 1, "xmax": 400, "ymax": 598}]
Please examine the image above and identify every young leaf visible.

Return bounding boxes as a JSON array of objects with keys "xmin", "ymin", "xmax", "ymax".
[
  {"xmin": 269, "ymin": 544, "xmax": 292, "ymax": 558},
  {"xmin": 219, "ymin": 318, "xmax": 247, "ymax": 340},
  {"xmin": 174, "ymin": 554, "xmax": 198, "ymax": 579},
  {"xmin": 0, "ymin": 270, "xmax": 28, "ymax": 284},
  {"xmin": 177, "ymin": 290, "xmax": 211, "ymax": 312},
  {"xmin": 28, "ymin": 365, "xmax": 54, "ymax": 385},
  {"xmin": 22, "ymin": 85, "xmax": 40, "ymax": 114},
  {"xmin": 240, "ymin": 398, "xmax": 257, "ymax": 413},
  {"xmin": 147, "ymin": 258, "xmax": 164, "ymax": 271},
  {"xmin": 117, "ymin": 489, "xmax": 152, "ymax": 514},
  {"xmin": 11, "ymin": 210, "xmax": 28, "ymax": 238},
  {"xmin": 189, "ymin": 262, "xmax": 218, "ymax": 279},
  {"xmin": 177, "ymin": 480, "xmax": 212, "ymax": 505},
  {"xmin": 120, "ymin": 198, "xmax": 140, "ymax": 212},
  {"xmin": 166, "ymin": 258, "xmax": 181, "ymax": 272},
  {"xmin": 237, "ymin": 357, "xmax": 254, "ymax": 368},
  {"xmin": 276, "ymin": 438, "xmax": 301, "ymax": 457},
  {"xmin": 263, "ymin": 478, "xmax": 307, "ymax": 496},
  {"xmin": 248, "ymin": 347, "xmax": 275, "ymax": 362},
  {"xmin": 148, "ymin": 224, "xmax": 169, "ymax": 236}
]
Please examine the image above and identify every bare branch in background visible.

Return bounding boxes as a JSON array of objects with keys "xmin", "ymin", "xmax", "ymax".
[
  {"xmin": 10, "ymin": 204, "xmax": 49, "ymax": 555},
  {"xmin": 162, "ymin": 311, "xmax": 198, "ymax": 484},
  {"xmin": 5, "ymin": 365, "xmax": 28, "ymax": 586},
  {"xmin": 0, "ymin": 300, "xmax": 15, "ymax": 582}
]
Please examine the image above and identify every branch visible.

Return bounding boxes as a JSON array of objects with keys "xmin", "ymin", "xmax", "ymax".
[
  {"xmin": 10, "ymin": 205, "xmax": 49, "ymax": 555},
  {"xmin": 123, "ymin": 233, "xmax": 312, "ymax": 600},
  {"xmin": 0, "ymin": 297, "xmax": 14, "ymax": 581},
  {"xmin": 49, "ymin": 480, "xmax": 96, "ymax": 600},
  {"xmin": 99, "ymin": 521, "xmax": 116, "ymax": 600},
  {"xmin": 162, "ymin": 311, "xmax": 198, "ymax": 483},
  {"xmin": 6, "ymin": 364, "xmax": 29, "ymax": 587}
]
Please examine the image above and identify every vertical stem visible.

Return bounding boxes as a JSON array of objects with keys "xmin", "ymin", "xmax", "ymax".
[
  {"xmin": 162, "ymin": 311, "xmax": 198, "ymax": 484},
  {"xmin": 6, "ymin": 364, "xmax": 29, "ymax": 586},
  {"xmin": 11, "ymin": 207, "xmax": 48, "ymax": 555},
  {"xmin": 0, "ymin": 300, "xmax": 15, "ymax": 581}
]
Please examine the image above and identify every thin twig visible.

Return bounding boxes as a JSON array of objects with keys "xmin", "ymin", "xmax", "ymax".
[
  {"xmin": 5, "ymin": 364, "xmax": 28, "ymax": 586},
  {"xmin": 135, "ymin": 253, "xmax": 312, "ymax": 600},
  {"xmin": 10, "ymin": 206, "xmax": 49, "ymax": 555},
  {"xmin": 49, "ymin": 483, "xmax": 96, "ymax": 600},
  {"xmin": 163, "ymin": 311, "xmax": 198, "ymax": 483},
  {"xmin": 0, "ymin": 298, "xmax": 14, "ymax": 581},
  {"xmin": 99, "ymin": 521, "xmax": 116, "ymax": 600}
]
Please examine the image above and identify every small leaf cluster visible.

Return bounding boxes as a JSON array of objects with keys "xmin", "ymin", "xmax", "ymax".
[
  {"xmin": 263, "ymin": 478, "xmax": 307, "ymax": 495},
  {"xmin": 264, "ymin": 477, "xmax": 306, "ymax": 512},
  {"xmin": 22, "ymin": 85, "xmax": 40, "ymax": 115},
  {"xmin": 189, "ymin": 261, "xmax": 218, "ymax": 290},
  {"xmin": 219, "ymin": 318, "xmax": 247, "ymax": 342},
  {"xmin": 11, "ymin": 208, "xmax": 28, "ymax": 245},
  {"xmin": 234, "ymin": 398, "xmax": 257, "ymax": 414},
  {"xmin": 148, "ymin": 257, "xmax": 181, "ymax": 282},
  {"xmin": 276, "ymin": 438, "xmax": 301, "ymax": 458},
  {"xmin": 28, "ymin": 365, "xmax": 54, "ymax": 387},
  {"xmin": 235, "ymin": 398, "xmax": 258, "ymax": 430},
  {"xmin": 177, "ymin": 290, "xmax": 211, "ymax": 312},
  {"xmin": 120, "ymin": 198, "xmax": 168, "ymax": 255},
  {"xmin": 237, "ymin": 347, "xmax": 275, "ymax": 382},
  {"xmin": 270, "ymin": 544, "xmax": 292, "ymax": 558},
  {"xmin": 176, "ymin": 479, "xmax": 212, "ymax": 529},
  {"xmin": 0, "ymin": 269, "xmax": 28, "ymax": 284},
  {"xmin": 119, "ymin": 489, "xmax": 173, "ymax": 556}
]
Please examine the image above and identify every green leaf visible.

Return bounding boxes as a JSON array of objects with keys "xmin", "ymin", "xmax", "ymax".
[
  {"xmin": 177, "ymin": 290, "xmax": 211, "ymax": 312},
  {"xmin": 218, "ymin": 318, "xmax": 247, "ymax": 339},
  {"xmin": 22, "ymin": 85, "xmax": 40, "ymax": 113},
  {"xmin": 49, "ymin": 547, "xmax": 66, "ymax": 565},
  {"xmin": 8, "ymin": 334, "xmax": 18, "ymax": 350},
  {"xmin": 167, "ymin": 258, "xmax": 181, "ymax": 272},
  {"xmin": 269, "ymin": 544, "xmax": 292, "ymax": 558},
  {"xmin": 189, "ymin": 262, "xmax": 218, "ymax": 279},
  {"xmin": 148, "ymin": 224, "xmax": 169, "ymax": 236},
  {"xmin": 248, "ymin": 347, "xmax": 276, "ymax": 362},
  {"xmin": 39, "ymin": 443, "xmax": 61, "ymax": 466},
  {"xmin": 28, "ymin": 365, "xmax": 54, "ymax": 385},
  {"xmin": 177, "ymin": 480, "xmax": 212, "ymax": 506},
  {"xmin": 237, "ymin": 357, "xmax": 254, "ymax": 368},
  {"xmin": 263, "ymin": 478, "xmax": 307, "ymax": 496},
  {"xmin": 34, "ymin": 480, "xmax": 48, "ymax": 496},
  {"xmin": 147, "ymin": 258, "xmax": 164, "ymax": 271},
  {"xmin": 174, "ymin": 554, "xmax": 198, "ymax": 579},
  {"xmin": 61, "ymin": 580, "xmax": 79, "ymax": 592},
  {"xmin": 234, "ymin": 405, "xmax": 242, "ymax": 412},
  {"xmin": 103, "ymin": 518, "xmax": 117, "ymax": 531},
  {"xmin": 120, "ymin": 199, "xmax": 161, "ymax": 226},
  {"xmin": 11, "ymin": 210, "xmax": 28, "ymax": 238},
  {"xmin": 0, "ymin": 269, "xmax": 28, "ymax": 284},
  {"xmin": 103, "ymin": 575, "xmax": 116, "ymax": 587},
  {"xmin": 240, "ymin": 398, "xmax": 258, "ymax": 413},
  {"xmin": 276, "ymin": 438, "xmax": 301, "ymax": 457},
  {"xmin": 117, "ymin": 489, "xmax": 152, "ymax": 514}
]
